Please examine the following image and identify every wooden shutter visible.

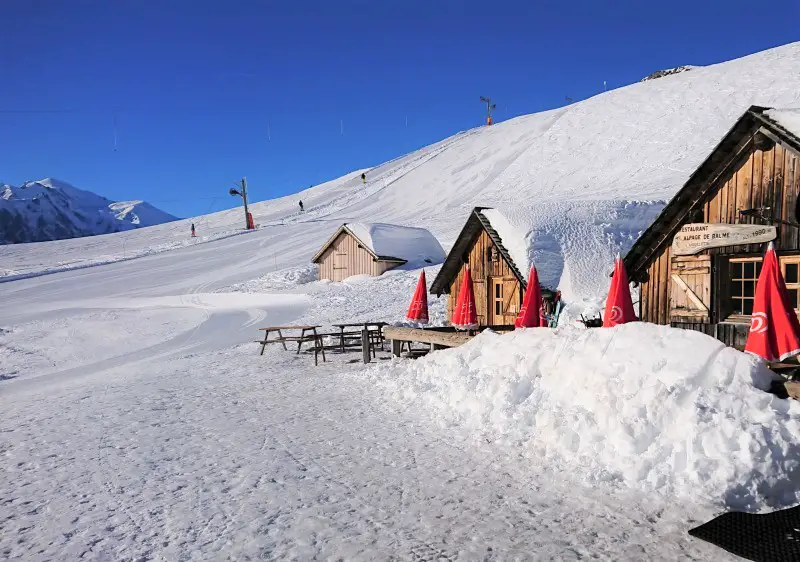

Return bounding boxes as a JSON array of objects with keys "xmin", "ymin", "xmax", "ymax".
[
  {"xmin": 502, "ymin": 278, "xmax": 519, "ymax": 319},
  {"xmin": 670, "ymin": 255, "xmax": 711, "ymax": 323},
  {"xmin": 473, "ymin": 278, "xmax": 487, "ymax": 326}
]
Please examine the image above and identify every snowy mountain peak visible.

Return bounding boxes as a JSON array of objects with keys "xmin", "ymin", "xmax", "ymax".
[
  {"xmin": 0, "ymin": 178, "xmax": 178, "ymax": 244},
  {"xmin": 27, "ymin": 177, "xmax": 73, "ymax": 189},
  {"xmin": 640, "ymin": 65, "xmax": 695, "ymax": 82}
]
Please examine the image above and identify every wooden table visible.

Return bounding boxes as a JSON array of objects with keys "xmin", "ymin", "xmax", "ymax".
[
  {"xmin": 256, "ymin": 325, "xmax": 321, "ymax": 355},
  {"xmin": 331, "ymin": 322, "xmax": 387, "ymax": 354}
]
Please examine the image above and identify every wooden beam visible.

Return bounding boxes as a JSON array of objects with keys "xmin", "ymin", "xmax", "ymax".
[{"xmin": 383, "ymin": 327, "xmax": 474, "ymax": 348}]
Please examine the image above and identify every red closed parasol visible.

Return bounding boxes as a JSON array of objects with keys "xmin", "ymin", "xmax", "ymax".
[
  {"xmin": 451, "ymin": 266, "xmax": 478, "ymax": 329},
  {"xmin": 745, "ymin": 243, "xmax": 800, "ymax": 361},
  {"xmin": 603, "ymin": 254, "xmax": 637, "ymax": 327},
  {"xmin": 406, "ymin": 270, "xmax": 429, "ymax": 324},
  {"xmin": 515, "ymin": 266, "xmax": 544, "ymax": 329}
]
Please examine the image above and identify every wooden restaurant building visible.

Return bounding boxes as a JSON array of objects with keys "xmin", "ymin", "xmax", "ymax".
[{"xmin": 623, "ymin": 105, "xmax": 800, "ymax": 349}]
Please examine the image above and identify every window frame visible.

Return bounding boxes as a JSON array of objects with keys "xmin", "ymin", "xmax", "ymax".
[
  {"xmin": 724, "ymin": 253, "xmax": 800, "ymax": 322},
  {"xmin": 494, "ymin": 281, "xmax": 504, "ymax": 316},
  {"xmin": 727, "ymin": 256, "xmax": 761, "ymax": 319}
]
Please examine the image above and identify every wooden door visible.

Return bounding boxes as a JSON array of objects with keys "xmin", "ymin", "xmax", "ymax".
[
  {"xmin": 502, "ymin": 278, "xmax": 520, "ymax": 323},
  {"xmin": 332, "ymin": 236, "xmax": 348, "ymax": 281},
  {"xmin": 488, "ymin": 277, "xmax": 519, "ymax": 325},
  {"xmin": 669, "ymin": 255, "xmax": 711, "ymax": 323},
  {"xmin": 489, "ymin": 278, "xmax": 504, "ymax": 325}
]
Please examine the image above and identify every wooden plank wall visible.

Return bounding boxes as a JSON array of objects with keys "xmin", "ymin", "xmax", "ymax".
[
  {"xmin": 673, "ymin": 323, "xmax": 748, "ymax": 350},
  {"xmin": 639, "ymin": 246, "xmax": 672, "ymax": 325},
  {"xmin": 317, "ymin": 232, "xmax": 397, "ymax": 281},
  {"xmin": 639, "ymin": 138, "xmax": 800, "ymax": 326},
  {"xmin": 447, "ymin": 230, "xmax": 521, "ymax": 326}
]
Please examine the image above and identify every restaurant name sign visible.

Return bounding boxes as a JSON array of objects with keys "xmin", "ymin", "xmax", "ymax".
[{"xmin": 671, "ymin": 223, "xmax": 777, "ymax": 256}]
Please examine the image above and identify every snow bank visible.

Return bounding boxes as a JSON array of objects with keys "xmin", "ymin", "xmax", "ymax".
[
  {"xmin": 371, "ymin": 323, "xmax": 800, "ymax": 509},
  {"xmin": 345, "ymin": 223, "xmax": 446, "ymax": 268}
]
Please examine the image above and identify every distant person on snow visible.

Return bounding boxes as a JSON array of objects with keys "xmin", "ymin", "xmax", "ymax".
[
  {"xmin": 299, "ymin": 200, "xmax": 304, "ymax": 212},
  {"xmin": 361, "ymin": 173, "xmax": 366, "ymax": 184},
  {"xmin": 191, "ymin": 223, "xmax": 196, "ymax": 237}
]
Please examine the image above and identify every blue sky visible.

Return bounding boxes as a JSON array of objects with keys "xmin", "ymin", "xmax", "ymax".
[{"xmin": 2, "ymin": 0, "xmax": 799, "ymax": 218}]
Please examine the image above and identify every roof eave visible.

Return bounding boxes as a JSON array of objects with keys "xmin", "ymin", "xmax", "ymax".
[
  {"xmin": 623, "ymin": 105, "xmax": 770, "ymax": 279},
  {"xmin": 429, "ymin": 207, "xmax": 529, "ymax": 295}
]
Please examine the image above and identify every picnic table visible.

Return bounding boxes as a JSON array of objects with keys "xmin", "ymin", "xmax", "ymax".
[
  {"xmin": 330, "ymin": 321, "xmax": 387, "ymax": 353},
  {"xmin": 256, "ymin": 322, "xmax": 388, "ymax": 366},
  {"xmin": 256, "ymin": 325, "xmax": 321, "ymax": 356}
]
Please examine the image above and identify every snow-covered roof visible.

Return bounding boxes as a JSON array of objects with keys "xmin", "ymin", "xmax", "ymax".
[
  {"xmin": 764, "ymin": 108, "xmax": 800, "ymax": 139},
  {"xmin": 480, "ymin": 209, "xmax": 532, "ymax": 279},
  {"xmin": 313, "ymin": 222, "xmax": 446, "ymax": 268}
]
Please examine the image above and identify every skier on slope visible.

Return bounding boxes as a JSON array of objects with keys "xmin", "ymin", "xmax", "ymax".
[
  {"xmin": 361, "ymin": 173, "xmax": 366, "ymax": 184},
  {"xmin": 191, "ymin": 223, "xmax": 196, "ymax": 237},
  {"xmin": 299, "ymin": 200, "xmax": 304, "ymax": 212}
]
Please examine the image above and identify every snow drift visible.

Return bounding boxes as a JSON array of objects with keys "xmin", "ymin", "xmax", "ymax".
[
  {"xmin": 371, "ymin": 323, "xmax": 800, "ymax": 510},
  {"xmin": 0, "ymin": 178, "xmax": 178, "ymax": 244}
]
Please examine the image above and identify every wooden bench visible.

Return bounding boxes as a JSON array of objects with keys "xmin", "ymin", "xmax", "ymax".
[
  {"xmin": 255, "ymin": 325, "xmax": 321, "ymax": 355},
  {"xmin": 383, "ymin": 326, "xmax": 474, "ymax": 358}
]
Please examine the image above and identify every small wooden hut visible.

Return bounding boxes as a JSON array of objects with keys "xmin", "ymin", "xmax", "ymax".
[
  {"xmin": 312, "ymin": 222, "xmax": 445, "ymax": 281},
  {"xmin": 624, "ymin": 105, "xmax": 800, "ymax": 349},
  {"xmin": 430, "ymin": 207, "xmax": 553, "ymax": 327}
]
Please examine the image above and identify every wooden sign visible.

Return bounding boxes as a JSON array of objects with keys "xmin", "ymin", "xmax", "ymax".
[{"xmin": 672, "ymin": 223, "xmax": 777, "ymax": 256}]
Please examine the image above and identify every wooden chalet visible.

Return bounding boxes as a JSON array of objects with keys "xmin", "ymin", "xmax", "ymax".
[
  {"xmin": 312, "ymin": 222, "xmax": 444, "ymax": 281},
  {"xmin": 430, "ymin": 207, "xmax": 553, "ymax": 327},
  {"xmin": 624, "ymin": 105, "xmax": 800, "ymax": 349}
]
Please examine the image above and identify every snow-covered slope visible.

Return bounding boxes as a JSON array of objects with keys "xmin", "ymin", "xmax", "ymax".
[
  {"xmin": 3, "ymin": 43, "xmax": 800, "ymax": 299},
  {"xmin": 0, "ymin": 178, "xmax": 178, "ymax": 244},
  {"xmin": 6, "ymin": 43, "xmax": 800, "ymax": 299}
]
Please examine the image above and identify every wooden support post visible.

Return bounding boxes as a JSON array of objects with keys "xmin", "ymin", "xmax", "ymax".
[
  {"xmin": 362, "ymin": 329, "xmax": 371, "ymax": 364},
  {"xmin": 391, "ymin": 339, "xmax": 402, "ymax": 357}
]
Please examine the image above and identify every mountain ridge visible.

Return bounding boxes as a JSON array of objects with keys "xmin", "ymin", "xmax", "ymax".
[{"xmin": 0, "ymin": 177, "xmax": 178, "ymax": 245}]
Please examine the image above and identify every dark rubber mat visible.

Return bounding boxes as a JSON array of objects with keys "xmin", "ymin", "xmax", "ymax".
[{"xmin": 689, "ymin": 505, "xmax": 800, "ymax": 561}]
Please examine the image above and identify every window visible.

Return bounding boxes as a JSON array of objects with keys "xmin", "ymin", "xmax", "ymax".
[
  {"xmin": 728, "ymin": 256, "xmax": 800, "ymax": 316},
  {"xmin": 782, "ymin": 258, "xmax": 800, "ymax": 310},
  {"xmin": 494, "ymin": 282, "xmax": 503, "ymax": 315},
  {"xmin": 729, "ymin": 258, "xmax": 761, "ymax": 316}
]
